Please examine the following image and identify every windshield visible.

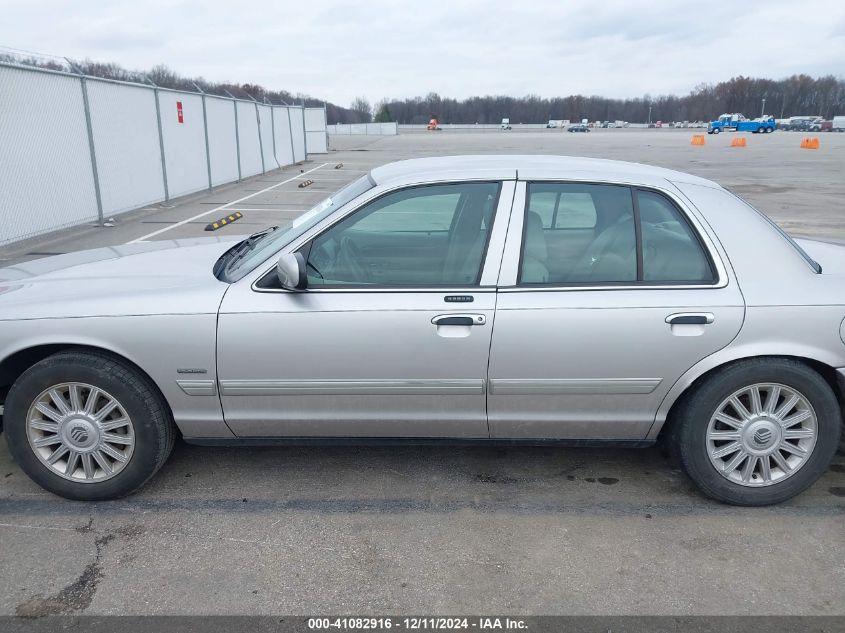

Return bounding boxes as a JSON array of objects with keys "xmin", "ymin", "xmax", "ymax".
[{"xmin": 216, "ymin": 174, "xmax": 376, "ymax": 282}]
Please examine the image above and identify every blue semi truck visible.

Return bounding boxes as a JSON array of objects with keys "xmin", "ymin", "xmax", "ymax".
[{"xmin": 708, "ymin": 113, "xmax": 776, "ymax": 134}]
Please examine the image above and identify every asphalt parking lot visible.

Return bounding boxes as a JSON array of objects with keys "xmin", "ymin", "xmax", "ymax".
[{"xmin": 0, "ymin": 128, "xmax": 844, "ymax": 616}]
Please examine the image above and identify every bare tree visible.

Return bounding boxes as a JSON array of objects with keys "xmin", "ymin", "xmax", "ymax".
[
  {"xmin": 350, "ymin": 97, "xmax": 373, "ymax": 122},
  {"xmin": 379, "ymin": 75, "xmax": 844, "ymax": 124},
  {"xmin": 3, "ymin": 52, "xmax": 368, "ymax": 123}
]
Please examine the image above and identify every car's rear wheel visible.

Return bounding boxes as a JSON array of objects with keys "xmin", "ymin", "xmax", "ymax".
[
  {"xmin": 4, "ymin": 351, "xmax": 175, "ymax": 500},
  {"xmin": 675, "ymin": 359, "xmax": 840, "ymax": 505}
]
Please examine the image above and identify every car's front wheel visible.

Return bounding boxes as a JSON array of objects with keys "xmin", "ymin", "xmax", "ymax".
[
  {"xmin": 675, "ymin": 359, "xmax": 840, "ymax": 505},
  {"xmin": 4, "ymin": 351, "xmax": 175, "ymax": 500}
]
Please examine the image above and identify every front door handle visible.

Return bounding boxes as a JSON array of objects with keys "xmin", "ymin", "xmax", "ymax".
[
  {"xmin": 666, "ymin": 312, "xmax": 715, "ymax": 325},
  {"xmin": 432, "ymin": 314, "xmax": 486, "ymax": 326}
]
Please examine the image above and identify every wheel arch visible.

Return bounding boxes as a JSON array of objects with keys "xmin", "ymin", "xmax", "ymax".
[
  {"xmin": 0, "ymin": 343, "xmax": 176, "ymax": 433},
  {"xmin": 652, "ymin": 353, "xmax": 842, "ymax": 442}
]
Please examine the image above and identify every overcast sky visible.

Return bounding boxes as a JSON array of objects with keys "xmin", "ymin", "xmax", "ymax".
[{"xmin": 3, "ymin": 0, "xmax": 844, "ymax": 106}]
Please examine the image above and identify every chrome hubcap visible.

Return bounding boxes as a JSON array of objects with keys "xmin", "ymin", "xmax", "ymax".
[
  {"xmin": 707, "ymin": 383, "xmax": 817, "ymax": 487},
  {"xmin": 27, "ymin": 383, "xmax": 135, "ymax": 483}
]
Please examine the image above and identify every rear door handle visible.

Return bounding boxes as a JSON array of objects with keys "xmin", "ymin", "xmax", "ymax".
[
  {"xmin": 666, "ymin": 312, "xmax": 715, "ymax": 325},
  {"xmin": 432, "ymin": 314, "xmax": 486, "ymax": 326}
]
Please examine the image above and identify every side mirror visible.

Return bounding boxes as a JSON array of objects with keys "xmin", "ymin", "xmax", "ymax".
[{"xmin": 276, "ymin": 252, "xmax": 307, "ymax": 290}]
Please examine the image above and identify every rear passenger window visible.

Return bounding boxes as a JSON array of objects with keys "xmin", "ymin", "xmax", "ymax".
[
  {"xmin": 637, "ymin": 190, "xmax": 715, "ymax": 282},
  {"xmin": 521, "ymin": 183, "xmax": 636, "ymax": 284},
  {"xmin": 519, "ymin": 183, "xmax": 716, "ymax": 286}
]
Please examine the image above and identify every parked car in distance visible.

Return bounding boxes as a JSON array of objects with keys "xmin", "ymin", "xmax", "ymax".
[
  {"xmin": 832, "ymin": 116, "xmax": 845, "ymax": 132},
  {"xmin": 787, "ymin": 117, "xmax": 818, "ymax": 131},
  {"xmin": 810, "ymin": 120, "xmax": 833, "ymax": 132},
  {"xmin": 1, "ymin": 155, "xmax": 842, "ymax": 505},
  {"xmin": 500, "ymin": 118, "xmax": 512, "ymax": 130},
  {"xmin": 567, "ymin": 124, "xmax": 590, "ymax": 132}
]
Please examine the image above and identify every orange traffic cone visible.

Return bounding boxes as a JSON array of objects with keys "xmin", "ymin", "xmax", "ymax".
[
  {"xmin": 730, "ymin": 137, "xmax": 747, "ymax": 147},
  {"xmin": 691, "ymin": 134, "xmax": 705, "ymax": 146}
]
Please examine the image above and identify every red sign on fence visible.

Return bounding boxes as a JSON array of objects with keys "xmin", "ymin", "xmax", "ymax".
[{"xmin": 176, "ymin": 101, "xmax": 184, "ymax": 124}]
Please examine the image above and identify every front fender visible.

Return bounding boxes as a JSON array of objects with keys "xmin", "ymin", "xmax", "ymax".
[{"xmin": 0, "ymin": 315, "xmax": 234, "ymax": 438}]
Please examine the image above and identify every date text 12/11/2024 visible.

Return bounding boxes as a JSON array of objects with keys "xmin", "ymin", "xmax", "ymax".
[{"xmin": 307, "ymin": 617, "xmax": 528, "ymax": 630}]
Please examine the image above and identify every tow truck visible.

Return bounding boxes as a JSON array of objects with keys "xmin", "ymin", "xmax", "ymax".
[{"xmin": 708, "ymin": 113, "xmax": 776, "ymax": 134}]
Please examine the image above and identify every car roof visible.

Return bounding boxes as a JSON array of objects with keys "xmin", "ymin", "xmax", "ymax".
[{"xmin": 369, "ymin": 155, "xmax": 721, "ymax": 190}]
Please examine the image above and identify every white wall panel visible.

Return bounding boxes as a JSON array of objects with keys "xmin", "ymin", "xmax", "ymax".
[
  {"xmin": 0, "ymin": 67, "xmax": 98, "ymax": 245},
  {"xmin": 304, "ymin": 107, "xmax": 328, "ymax": 153},
  {"xmin": 87, "ymin": 80, "xmax": 164, "ymax": 214},
  {"xmin": 205, "ymin": 96, "xmax": 239, "ymax": 186},
  {"xmin": 272, "ymin": 107, "xmax": 295, "ymax": 167},
  {"xmin": 328, "ymin": 122, "xmax": 397, "ymax": 136},
  {"xmin": 289, "ymin": 107, "xmax": 306, "ymax": 162},
  {"xmin": 257, "ymin": 104, "xmax": 277, "ymax": 170},
  {"xmin": 159, "ymin": 91, "xmax": 208, "ymax": 197},
  {"xmin": 236, "ymin": 101, "xmax": 263, "ymax": 178},
  {"xmin": 1, "ymin": 65, "xmax": 313, "ymax": 246}
]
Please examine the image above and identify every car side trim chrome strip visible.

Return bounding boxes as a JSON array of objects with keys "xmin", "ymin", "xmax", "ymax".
[
  {"xmin": 218, "ymin": 379, "xmax": 486, "ymax": 396},
  {"xmin": 176, "ymin": 380, "xmax": 218, "ymax": 396},
  {"xmin": 488, "ymin": 378, "xmax": 662, "ymax": 395},
  {"xmin": 184, "ymin": 436, "xmax": 657, "ymax": 448}
]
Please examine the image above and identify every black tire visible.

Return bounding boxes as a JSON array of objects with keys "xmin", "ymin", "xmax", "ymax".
[
  {"xmin": 4, "ymin": 351, "xmax": 175, "ymax": 500},
  {"xmin": 674, "ymin": 358, "xmax": 840, "ymax": 506}
]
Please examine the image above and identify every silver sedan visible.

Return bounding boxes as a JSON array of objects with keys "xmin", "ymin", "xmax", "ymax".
[{"xmin": 0, "ymin": 155, "xmax": 841, "ymax": 504}]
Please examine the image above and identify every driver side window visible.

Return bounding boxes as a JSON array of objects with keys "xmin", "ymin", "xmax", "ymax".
[{"xmin": 305, "ymin": 182, "xmax": 500, "ymax": 287}]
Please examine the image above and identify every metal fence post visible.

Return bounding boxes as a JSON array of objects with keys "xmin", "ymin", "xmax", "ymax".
[
  {"xmin": 301, "ymin": 104, "xmax": 308, "ymax": 157},
  {"xmin": 286, "ymin": 106, "xmax": 297, "ymax": 164},
  {"xmin": 194, "ymin": 82, "xmax": 213, "ymax": 191},
  {"xmin": 323, "ymin": 102, "xmax": 329, "ymax": 151},
  {"xmin": 149, "ymin": 81, "xmax": 170, "ymax": 202},
  {"xmin": 249, "ymin": 96, "xmax": 266, "ymax": 175},
  {"xmin": 78, "ymin": 75, "xmax": 104, "ymax": 225},
  {"xmin": 268, "ymin": 98, "xmax": 278, "ymax": 169},
  {"xmin": 225, "ymin": 90, "xmax": 242, "ymax": 182}
]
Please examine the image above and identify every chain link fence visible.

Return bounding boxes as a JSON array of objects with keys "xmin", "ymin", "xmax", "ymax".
[{"xmin": 0, "ymin": 62, "xmax": 327, "ymax": 246}]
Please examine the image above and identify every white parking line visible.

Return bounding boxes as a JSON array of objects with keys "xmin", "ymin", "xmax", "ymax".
[
  {"xmin": 127, "ymin": 163, "xmax": 328, "ymax": 244},
  {"xmin": 210, "ymin": 208, "xmax": 305, "ymax": 212}
]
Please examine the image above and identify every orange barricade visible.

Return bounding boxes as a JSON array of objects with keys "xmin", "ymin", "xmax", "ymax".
[
  {"xmin": 730, "ymin": 137, "xmax": 747, "ymax": 147},
  {"xmin": 691, "ymin": 135, "xmax": 705, "ymax": 145}
]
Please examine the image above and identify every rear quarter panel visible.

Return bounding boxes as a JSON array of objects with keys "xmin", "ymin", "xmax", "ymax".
[{"xmin": 650, "ymin": 182, "xmax": 845, "ymax": 436}]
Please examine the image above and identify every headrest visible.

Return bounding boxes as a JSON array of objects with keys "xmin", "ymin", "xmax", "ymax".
[{"xmin": 524, "ymin": 211, "xmax": 547, "ymax": 262}]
